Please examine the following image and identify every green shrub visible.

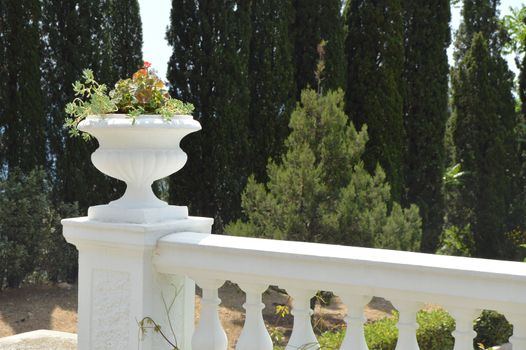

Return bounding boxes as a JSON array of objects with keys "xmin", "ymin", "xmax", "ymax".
[
  {"xmin": 0, "ymin": 168, "xmax": 79, "ymax": 289},
  {"xmin": 474, "ymin": 310, "xmax": 512, "ymax": 348},
  {"xmin": 272, "ymin": 308, "xmax": 512, "ymax": 350},
  {"xmin": 417, "ymin": 309, "xmax": 455, "ymax": 349},
  {"xmin": 365, "ymin": 315, "xmax": 398, "ymax": 350}
]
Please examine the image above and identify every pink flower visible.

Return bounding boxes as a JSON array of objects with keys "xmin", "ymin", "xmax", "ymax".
[{"xmin": 143, "ymin": 61, "xmax": 152, "ymax": 68}]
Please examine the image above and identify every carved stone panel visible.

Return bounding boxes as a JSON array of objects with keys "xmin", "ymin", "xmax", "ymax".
[{"xmin": 91, "ymin": 269, "xmax": 132, "ymax": 350}]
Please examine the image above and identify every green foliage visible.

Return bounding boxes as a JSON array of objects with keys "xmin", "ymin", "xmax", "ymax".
[
  {"xmin": 474, "ymin": 310, "xmax": 513, "ymax": 348},
  {"xmin": 402, "ymin": 0, "xmax": 451, "ymax": 252},
  {"xmin": 450, "ymin": 22, "xmax": 520, "ymax": 258},
  {"xmin": 64, "ymin": 69, "xmax": 117, "ymax": 138},
  {"xmin": 109, "ymin": 0, "xmax": 143, "ymax": 80},
  {"xmin": 167, "ymin": 0, "xmax": 252, "ymax": 231},
  {"xmin": 0, "ymin": 0, "xmax": 46, "ymax": 172},
  {"xmin": 275, "ymin": 309, "xmax": 511, "ymax": 350},
  {"xmin": 417, "ymin": 309, "xmax": 455, "ymax": 349},
  {"xmin": 0, "ymin": 168, "xmax": 79, "ymax": 289},
  {"xmin": 228, "ymin": 89, "xmax": 421, "ymax": 250},
  {"xmin": 443, "ymin": 163, "xmax": 467, "ymax": 187},
  {"xmin": 502, "ymin": 5, "xmax": 526, "ymax": 55},
  {"xmin": 292, "ymin": 0, "xmax": 346, "ymax": 94},
  {"xmin": 274, "ymin": 310, "xmax": 455, "ymax": 350},
  {"xmin": 41, "ymin": 0, "xmax": 143, "ymax": 211},
  {"xmin": 38, "ymin": 202, "xmax": 80, "ymax": 283},
  {"xmin": 363, "ymin": 310, "xmax": 455, "ymax": 349},
  {"xmin": 344, "ymin": 0, "xmax": 406, "ymax": 201},
  {"xmin": 65, "ymin": 66, "xmax": 195, "ymax": 139},
  {"xmin": 247, "ymin": 0, "xmax": 296, "ymax": 183},
  {"xmin": 436, "ymin": 224, "xmax": 476, "ymax": 257},
  {"xmin": 364, "ymin": 316, "xmax": 398, "ymax": 350}
]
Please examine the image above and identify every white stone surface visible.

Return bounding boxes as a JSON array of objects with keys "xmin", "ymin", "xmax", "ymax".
[
  {"xmin": 62, "ymin": 216, "xmax": 213, "ymax": 350},
  {"xmin": 0, "ymin": 330, "xmax": 77, "ymax": 350},
  {"xmin": 78, "ymin": 114, "xmax": 201, "ymax": 224},
  {"xmin": 155, "ymin": 232, "xmax": 526, "ymax": 349}
]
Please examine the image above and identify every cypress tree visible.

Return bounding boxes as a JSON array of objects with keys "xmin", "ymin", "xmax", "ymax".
[
  {"xmin": 0, "ymin": 0, "xmax": 46, "ymax": 173},
  {"xmin": 42, "ymin": 0, "xmax": 123, "ymax": 210},
  {"xmin": 110, "ymin": 0, "xmax": 143, "ymax": 81},
  {"xmin": 248, "ymin": 0, "xmax": 296, "ymax": 182},
  {"xmin": 450, "ymin": 0, "xmax": 519, "ymax": 259},
  {"xmin": 344, "ymin": 0, "xmax": 406, "ymax": 201},
  {"xmin": 402, "ymin": 0, "xmax": 451, "ymax": 252},
  {"xmin": 293, "ymin": 0, "xmax": 346, "ymax": 94},
  {"xmin": 0, "ymin": 3, "xmax": 5, "ymax": 166},
  {"xmin": 167, "ymin": 0, "xmax": 251, "ymax": 230}
]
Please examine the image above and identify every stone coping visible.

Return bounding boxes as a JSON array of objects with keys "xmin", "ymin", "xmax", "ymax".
[{"xmin": 0, "ymin": 330, "xmax": 77, "ymax": 350}]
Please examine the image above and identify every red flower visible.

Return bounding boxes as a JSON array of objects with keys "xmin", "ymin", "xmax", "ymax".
[{"xmin": 143, "ymin": 61, "xmax": 152, "ymax": 68}]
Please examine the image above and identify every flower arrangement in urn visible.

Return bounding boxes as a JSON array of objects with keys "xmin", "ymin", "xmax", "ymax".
[
  {"xmin": 64, "ymin": 62, "xmax": 201, "ymax": 224},
  {"xmin": 65, "ymin": 61, "xmax": 194, "ymax": 139}
]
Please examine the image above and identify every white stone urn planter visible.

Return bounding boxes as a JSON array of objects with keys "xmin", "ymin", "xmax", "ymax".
[{"xmin": 78, "ymin": 114, "xmax": 201, "ymax": 224}]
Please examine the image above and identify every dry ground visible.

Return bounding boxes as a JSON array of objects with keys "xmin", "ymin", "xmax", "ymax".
[{"xmin": 0, "ymin": 283, "xmax": 394, "ymax": 349}]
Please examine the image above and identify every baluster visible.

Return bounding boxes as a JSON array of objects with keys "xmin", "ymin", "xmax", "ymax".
[
  {"xmin": 448, "ymin": 308, "xmax": 479, "ymax": 350},
  {"xmin": 236, "ymin": 283, "xmax": 273, "ymax": 350},
  {"xmin": 507, "ymin": 313, "xmax": 526, "ymax": 349},
  {"xmin": 192, "ymin": 279, "xmax": 228, "ymax": 350},
  {"xmin": 392, "ymin": 299, "xmax": 421, "ymax": 350},
  {"xmin": 285, "ymin": 288, "xmax": 319, "ymax": 350},
  {"xmin": 339, "ymin": 294, "xmax": 370, "ymax": 350}
]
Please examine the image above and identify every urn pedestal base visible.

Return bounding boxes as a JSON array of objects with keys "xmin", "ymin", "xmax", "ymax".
[{"xmin": 88, "ymin": 204, "xmax": 189, "ymax": 224}]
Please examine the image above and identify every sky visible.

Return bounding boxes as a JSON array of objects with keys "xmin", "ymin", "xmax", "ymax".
[{"xmin": 139, "ymin": 0, "xmax": 524, "ymax": 81}]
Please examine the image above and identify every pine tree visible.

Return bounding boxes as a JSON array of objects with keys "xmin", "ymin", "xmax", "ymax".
[
  {"xmin": 402, "ymin": 0, "xmax": 451, "ymax": 252},
  {"xmin": 167, "ymin": 0, "xmax": 251, "ymax": 230},
  {"xmin": 110, "ymin": 0, "xmax": 143, "ymax": 81},
  {"xmin": 0, "ymin": 0, "xmax": 46, "ymax": 173},
  {"xmin": 247, "ymin": 0, "xmax": 296, "ymax": 182},
  {"xmin": 227, "ymin": 89, "xmax": 421, "ymax": 250},
  {"xmin": 450, "ymin": 0, "xmax": 519, "ymax": 258},
  {"xmin": 344, "ymin": 0, "xmax": 406, "ymax": 201},
  {"xmin": 293, "ymin": 0, "xmax": 346, "ymax": 94}
]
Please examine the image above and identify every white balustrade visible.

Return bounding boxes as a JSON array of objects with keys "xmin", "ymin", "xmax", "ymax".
[
  {"xmin": 236, "ymin": 283, "xmax": 273, "ymax": 350},
  {"xmin": 285, "ymin": 288, "xmax": 319, "ymax": 350},
  {"xmin": 192, "ymin": 279, "xmax": 228, "ymax": 350},
  {"xmin": 393, "ymin": 299, "xmax": 422, "ymax": 350},
  {"xmin": 448, "ymin": 307, "xmax": 479, "ymax": 350},
  {"xmin": 153, "ymin": 232, "xmax": 526, "ymax": 349},
  {"xmin": 339, "ymin": 294, "xmax": 370, "ymax": 350},
  {"xmin": 508, "ymin": 314, "xmax": 526, "ymax": 349}
]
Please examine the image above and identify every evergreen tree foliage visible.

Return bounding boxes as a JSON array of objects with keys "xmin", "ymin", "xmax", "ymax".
[
  {"xmin": 0, "ymin": 4, "xmax": 5, "ymax": 165},
  {"xmin": 453, "ymin": 0, "xmax": 502, "ymax": 61},
  {"xmin": 402, "ymin": 0, "xmax": 451, "ymax": 252},
  {"xmin": 0, "ymin": 168, "xmax": 79, "ymax": 289},
  {"xmin": 110, "ymin": 0, "xmax": 143, "ymax": 81},
  {"xmin": 293, "ymin": 0, "xmax": 346, "ymax": 94},
  {"xmin": 450, "ymin": 23, "xmax": 519, "ymax": 259},
  {"xmin": 42, "ymin": 0, "xmax": 134, "ymax": 210},
  {"xmin": 344, "ymin": 0, "xmax": 406, "ymax": 202},
  {"xmin": 167, "ymin": 0, "xmax": 251, "ymax": 230},
  {"xmin": 227, "ymin": 89, "xmax": 421, "ymax": 250},
  {"xmin": 0, "ymin": 0, "xmax": 46, "ymax": 173},
  {"xmin": 247, "ymin": 0, "xmax": 296, "ymax": 182}
]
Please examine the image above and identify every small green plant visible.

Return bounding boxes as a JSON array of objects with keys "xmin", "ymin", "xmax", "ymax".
[
  {"xmin": 138, "ymin": 317, "xmax": 179, "ymax": 350},
  {"xmin": 65, "ymin": 61, "xmax": 194, "ymax": 140},
  {"xmin": 137, "ymin": 283, "xmax": 183, "ymax": 350}
]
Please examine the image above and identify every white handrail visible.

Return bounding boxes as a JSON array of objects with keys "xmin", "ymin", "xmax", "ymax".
[
  {"xmin": 154, "ymin": 232, "xmax": 526, "ymax": 312},
  {"xmin": 154, "ymin": 231, "xmax": 526, "ymax": 350}
]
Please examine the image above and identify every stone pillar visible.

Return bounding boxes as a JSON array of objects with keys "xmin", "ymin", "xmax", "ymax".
[{"xmin": 63, "ymin": 216, "xmax": 213, "ymax": 350}]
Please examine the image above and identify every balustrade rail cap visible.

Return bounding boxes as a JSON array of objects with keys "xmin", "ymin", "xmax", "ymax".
[{"xmin": 160, "ymin": 232, "xmax": 526, "ymax": 280}]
